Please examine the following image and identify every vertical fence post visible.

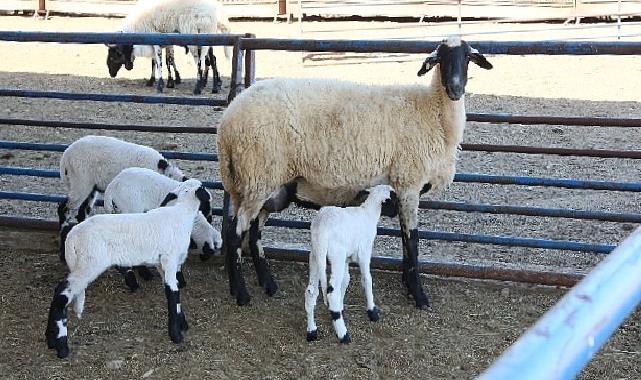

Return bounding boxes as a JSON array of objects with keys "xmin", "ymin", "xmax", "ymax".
[
  {"xmin": 244, "ymin": 33, "xmax": 256, "ymax": 89},
  {"xmin": 226, "ymin": 37, "xmax": 244, "ymax": 104}
]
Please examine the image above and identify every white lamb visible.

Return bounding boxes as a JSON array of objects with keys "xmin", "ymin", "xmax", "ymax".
[
  {"xmin": 58, "ymin": 135, "xmax": 186, "ymax": 263},
  {"xmin": 104, "ymin": 167, "xmax": 222, "ymax": 290},
  {"xmin": 217, "ymin": 37, "xmax": 493, "ymax": 308},
  {"xmin": 45, "ymin": 179, "xmax": 208, "ymax": 359},
  {"xmin": 305, "ymin": 185, "xmax": 392, "ymax": 344},
  {"xmin": 106, "ymin": 0, "xmax": 232, "ymax": 94}
]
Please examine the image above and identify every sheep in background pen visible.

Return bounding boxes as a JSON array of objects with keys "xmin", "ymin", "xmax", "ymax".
[
  {"xmin": 58, "ymin": 135, "xmax": 186, "ymax": 263},
  {"xmin": 45, "ymin": 179, "xmax": 208, "ymax": 359},
  {"xmin": 103, "ymin": 167, "xmax": 222, "ymax": 291},
  {"xmin": 106, "ymin": 0, "xmax": 232, "ymax": 94},
  {"xmin": 305, "ymin": 185, "xmax": 393, "ymax": 344},
  {"xmin": 217, "ymin": 37, "xmax": 493, "ymax": 308}
]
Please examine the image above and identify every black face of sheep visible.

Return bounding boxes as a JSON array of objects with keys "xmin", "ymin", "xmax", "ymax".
[
  {"xmin": 106, "ymin": 44, "xmax": 134, "ymax": 78},
  {"xmin": 417, "ymin": 38, "xmax": 493, "ymax": 101}
]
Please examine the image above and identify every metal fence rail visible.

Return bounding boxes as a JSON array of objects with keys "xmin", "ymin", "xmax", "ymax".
[{"xmin": 479, "ymin": 227, "xmax": 641, "ymax": 380}]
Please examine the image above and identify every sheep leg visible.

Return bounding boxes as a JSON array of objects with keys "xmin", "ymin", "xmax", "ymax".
[
  {"xmin": 146, "ymin": 59, "xmax": 155, "ymax": 87},
  {"xmin": 359, "ymin": 256, "xmax": 379, "ymax": 322},
  {"xmin": 153, "ymin": 45, "xmax": 164, "ymax": 93},
  {"xmin": 165, "ymin": 47, "xmax": 175, "ymax": 89},
  {"xmin": 45, "ymin": 280, "xmax": 72, "ymax": 358},
  {"xmin": 162, "ymin": 262, "xmax": 186, "ymax": 343},
  {"xmin": 59, "ymin": 185, "xmax": 99, "ymax": 263},
  {"xmin": 327, "ymin": 255, "xmax": 350, "ymax": 344},
  {"xmin": 176, "ymin": 265, "xmax": 186, "ymax": 289},
  {"xmin": 398, "ymin": 195, "xmax": 431, "ymax": 310},
  {"xmin": 225, "ymin": 216, "xmax": 251, "ymax": 305},
  {"xmin": 208, "ymin": 47, "xmax": 221, "ymax": 94},
  {"xmin": 116, "ymin": 266, "xmax": 140, "ymax": 292},
  {"xmin": 191, "ymin": 46, "xmax": 206, "ymax": 95},
  {"xmin": 305, "ymin": 253, "xmax": 320, "ymax": 341},
  {"xmin": 248, "ymin": 210, "xmax": 278, "ymax": 297}
]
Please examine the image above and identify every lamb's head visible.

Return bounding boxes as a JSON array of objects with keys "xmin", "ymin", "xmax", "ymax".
[
  {"xmin": 366, "ymin": 185, "xmax": 394, "ymax": 205},
  {"xmin": 106, "ymin": 44, "xmax": 134, "ymax": 77},
  {"xmin": 417, "ymin": 37, "xmax": 493, "ymax": 101},
  {"xmin": 157, "ymin": 159, "xmax": 188, "ymax": 183},
  {"xmin": 163, "ymin": 179, "xmax": 211, "ymax": 214}
]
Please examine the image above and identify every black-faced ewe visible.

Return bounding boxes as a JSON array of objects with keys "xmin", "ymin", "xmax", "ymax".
[
  {"xmin": 58, "ymin": 135, "xmax": 186, "ymax": 263},
  {"xmin": 305, "ymin": 185, "xmax": 392, "ymax": 344},
  {"xmin": 104, "ymin": 167, "xmax": 222, "ymax": 291},
  {"xmin": 45, "ymin": 179, "xmax": 208, "ymax": 359},
  {"xmin": 217, "ymin": 37, "xmax": 492, "ymax": 308},
  {"xmin": 106, "ymin": 0, "xmax": 232, "ymax": 94}
]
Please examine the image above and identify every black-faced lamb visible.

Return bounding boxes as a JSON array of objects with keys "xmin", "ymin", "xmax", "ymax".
[
  {"xmin": 106, "ymin": 0, "xmax": 232, "ymax": 94},
  {"xmin": 217, "ymin": 37, "xmax": 493, "ymax": 308},
  {"xmin": 305, "ymin": 185, "xmax": 392, "ymax": 344},
  {"xmin": 45, "ymin": 179, "xmax": 208, "ymax": 359},
  {"xmin": 103, "ymin": 167, "xmax": 222, "ymax": 291},
  {"xmin": 58, "ymin": 135, "xmax": 186, "ymax": 263}
]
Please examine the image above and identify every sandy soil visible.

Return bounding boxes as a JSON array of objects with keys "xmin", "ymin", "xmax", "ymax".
[{"xmin": 1, "ymin": 15, "xmax": 641, "ymax": 379}]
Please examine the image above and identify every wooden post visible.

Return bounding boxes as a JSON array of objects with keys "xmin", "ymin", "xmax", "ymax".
[
  {"xmin": 278, "ymin": 0, "xmax": 286, "ymax": 15},
  {"xmin": 244, "ymin": 33, "xmax": 256, "ymax": 89}
]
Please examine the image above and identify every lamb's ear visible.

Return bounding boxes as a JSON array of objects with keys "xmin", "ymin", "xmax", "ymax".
[
  {"xmin": 417, "ymin": 49, "xmax": 439, "ymax": 77},
  {"xmin": 157, "ymin": 159, "xmax": 169, "ymax": 173},
  {"xmin": 380, "ymin": 191, "xmax": 399, "ymax": 218},
  {"xmin": 354, "ymin": 190, "xmax": 370, "ymax": 204},
  {"xmin": 160, "ymin": 192, "xmax": 178, "ymax": 207},
  {"xmin": 469, "ymin": 47, "xmax": 493, "ymax": 70},
  {"xmin": 181, "ymin": 176, "xmax": 189, "ymax": 182}
]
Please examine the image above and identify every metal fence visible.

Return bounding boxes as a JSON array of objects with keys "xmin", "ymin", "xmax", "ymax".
[{"xmin": 1, "ymin": 32, "xmax": 641, "ymax": 377}]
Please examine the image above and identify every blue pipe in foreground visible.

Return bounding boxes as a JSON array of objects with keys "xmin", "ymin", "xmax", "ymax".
[{"xmin": 478, "ymin": 227, "xmax": 641, "ymax": 380}]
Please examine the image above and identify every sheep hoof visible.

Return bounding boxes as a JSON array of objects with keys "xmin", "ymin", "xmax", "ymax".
[
  {"xmin": 145, "ymin": 78, "xmax": 155, "ymax": 87},
  {"xmin": 170, "ymin": 331, "xmax": 183, "ymax": 344},
  {"xmin": 55, "ymin": 338, "xmax": 69, "ymax": 358},
  {"xmin": 193, "ymin": 87, "xmax": 202, "ymax": 95},
  {"xmin": 167, "ymin": 78, "xmax": 175, "ymax": 88},
  {"xmin": 175, "ymin": 73, "xmax": 181, "ymax": 84},
  {"xmin": 306, "ymin": 329, "xmax": 318, "ymax": 342},
  {"xmin": 339, "ymin": 333, "xmax": 351, "ymax": 344},
  {"xmin": 367, "ymin": 307, "xmax": 380, "ymax": 322},
  {"xmin": 156, "ymin": 78, "xmax": 164, "ymax": 93},
  {"xmin": 236, "ymin": 289, "xmax": 251, "ymax": 306},
  {"xmin": 264, "ymin": 278, "xmax": 279, "ymax": 297}
]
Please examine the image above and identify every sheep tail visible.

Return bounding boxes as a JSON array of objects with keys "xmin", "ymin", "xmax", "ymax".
[{"xmin": 316, "ymin": 241, "xmax": 329, "ymax": 306}]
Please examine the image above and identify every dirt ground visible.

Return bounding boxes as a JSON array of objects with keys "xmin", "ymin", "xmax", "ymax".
[{"xmin": 1, "ymin": 15, "xmax": 641, "ymax": 379}]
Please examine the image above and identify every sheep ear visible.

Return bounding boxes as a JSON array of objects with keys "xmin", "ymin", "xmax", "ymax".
[
  {"xmin": 160, "ymin": 192, "xmax": 178, "ymax": 207},
  {"xmin": 157, "ymin": 159, "xmax": 169, "ymax": 172},
  {"xmin": 469, "ymin": 47, "xmax": 493, "ymax": 70},
  {"xmin": 417, "ymin": 50, "xmax": 439, "ymax": 77},
  {"xmin": 380, "ymin": 191, "xmax": 399, "ymax": 218},
  {"xmin": 354, "ymin": 190, "xmax": 370, "ymax": 204}
]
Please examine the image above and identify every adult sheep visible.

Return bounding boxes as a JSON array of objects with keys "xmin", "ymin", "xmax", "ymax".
[
  {"xmin": 106, "ymin": 0, "xmax": 232, "ymax": 94},
  {"xmin": 217, "ymin": 37, "xmax": 493, "ymax": 308}
]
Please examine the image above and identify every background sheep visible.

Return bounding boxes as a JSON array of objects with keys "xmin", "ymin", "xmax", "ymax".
[
  {"xmin": 106, "ymin": 0, "xmax": 232, "ymax": 94},
  {"xmin": 305, "ymin": 185, "xmax": 392, "ymax": 344},
  {"xmin": 58, "ymin": 135, "xmax": 185, "ymax": 262},
  {"xmin": 45, "ymin": 179, "xmax": 208, "ymax": 359},
  {"xmin": 104, "ymin": 167, "xmax": 222, "ymax": 291},
  {"xmin": 217, "ymin": 37, "xmax": 493, "ymax": 308}
]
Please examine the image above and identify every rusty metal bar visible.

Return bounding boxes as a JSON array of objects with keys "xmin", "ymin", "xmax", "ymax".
[
  {"xmin": 0, "ymin": 118, "xmax": 218, "ymax": 134},
  {"xmin": 467, "ymin": 113, "xmax": 641, "ymax": 128},
  {"xmin": 461, "ymin": 144, "xmax": 641, "ymax": 159},
  {"xmin": 227, "ymin": 38, "xmax": 244, "ymax": 103},
  {"xmin": 0, "ymin": 215, "xmax": 583, "ymax": 287},
  {"xmin": 479, "ymin": 227, "xmax": 641, "ymax": 380}
]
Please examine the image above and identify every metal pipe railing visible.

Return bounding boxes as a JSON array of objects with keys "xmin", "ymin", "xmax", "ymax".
[{"xmin": 479, "ymin": 227, "xmax": 641, "ymax": 380}]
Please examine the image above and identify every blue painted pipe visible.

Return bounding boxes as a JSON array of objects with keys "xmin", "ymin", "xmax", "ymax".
[
  {"xmin": 0, "ymin": 31, "xmax": 240, "ymax": 46},
  {"xmin": 0, "ymin": 141, "xmax": 218, "ymax": 161},
  {"xmin": 0, "ymin": 89, "xmax": 226, "ymax": 107},
  {"xmin": 479, "ymin": 227, "xmax": 641, "ymax": 380},
  {"xmin": 455, "ymin": 173, "xmax": 641, "ymax": 192},
  {"xmin": 0, "ymin": 118, "xmax": 219, "ymax": 134}
]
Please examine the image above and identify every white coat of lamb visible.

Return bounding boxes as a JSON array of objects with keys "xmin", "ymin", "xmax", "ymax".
[
  {"xmin": 106, "ymin": 0, "xmax": 232, "ymax": 94},
  {"xmin": 305, "ymin": 185, "xmax": 392, "ymax": 343},
  {"xmin": 217, "ymin": 37, "xmax": 493, "ymax": 308},
  {"xmin": 45, "ymin": 179, "xmax": 208, "ymax": 359},
  {"xmin": 103, "ymin": 167, "xmax": 222, "ymax": 290},
  {"xmin": 58, "ymin": 135, "xmax": 186, "ymax": 263}
]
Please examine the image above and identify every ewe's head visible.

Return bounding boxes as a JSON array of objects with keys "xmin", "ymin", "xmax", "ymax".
[
  {"xmin": 157, "ymin": 159, "xmax": 188, "ymax": 183},
  {"xmin": 417, "ymin": 37, "xmax": 493, "ymax": 101},
  {"xmin": 106, "ymin": 44, "xmax": 134, "ymax": 78}
]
